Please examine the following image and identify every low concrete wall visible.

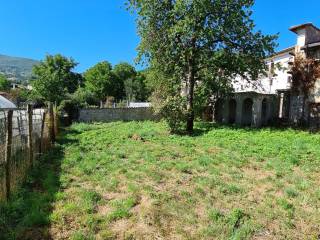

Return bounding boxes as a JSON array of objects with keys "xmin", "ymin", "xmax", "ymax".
[{"xmin": 78, "ymin": 108, "xmax": 157, "ymax": 122}]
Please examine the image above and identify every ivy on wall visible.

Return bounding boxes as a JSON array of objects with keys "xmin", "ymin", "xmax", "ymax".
[{"xmin": 289, "ymin": 53, "xmax": 320, "ymax": 96}]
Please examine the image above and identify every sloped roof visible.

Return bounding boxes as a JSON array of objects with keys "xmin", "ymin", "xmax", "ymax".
[
  {"xmin": 0, "ymin": 95, "xmax": 16, "ymax": 108},
  {"xmin": 290, "ymin": 23, "xmax": 320, "ymax": 33}
]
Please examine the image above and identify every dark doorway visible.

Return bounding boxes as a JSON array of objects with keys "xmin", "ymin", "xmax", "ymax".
[
  {"xmin": 242, "ymin": 98, "xmax": 253, "ymax": 126},
  {"xmin": 228, "ymin": 99, "xmax": 237, "ymax": 124},
  {"xmin": 261, "ymin": 98, "xmax": 268, "ymax": 126},
  {"xmin": 214, "ymin": 99, "xmax": 224, "ymax": 123}
]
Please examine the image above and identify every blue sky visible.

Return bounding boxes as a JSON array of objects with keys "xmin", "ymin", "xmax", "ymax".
[{"xmin": 0, "ymin": 0, "xmax": 319, "ymax": 72}]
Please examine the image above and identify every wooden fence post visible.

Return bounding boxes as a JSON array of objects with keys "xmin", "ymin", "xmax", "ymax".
[
  {"xmin": 48, "ymin": 103, "xmax": 55, "ymax": 143},
  {"xmin": 39, "ymin": 111, "xmax": 46, "ymax": 154},
  {"xmin": 27, "ymin": 105, "xmax": 33, "ymax": 167},
  {"xmin": 5, "ymin": 110, "xmax": 13, "ymax": 200}
]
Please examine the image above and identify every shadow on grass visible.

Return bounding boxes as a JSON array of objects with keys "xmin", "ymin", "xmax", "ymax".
[
  {"xmin": 191, "ymin": 121, "xmax": 308, "ymax": 137},
  {"xmin": 0, "ymin": 129, "xmax": 79, "ymax": 240}
]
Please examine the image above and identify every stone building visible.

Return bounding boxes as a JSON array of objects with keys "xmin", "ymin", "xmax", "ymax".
[{"xmin": 214, "ymin": 23, "xmax": 320, "ymax": 128}]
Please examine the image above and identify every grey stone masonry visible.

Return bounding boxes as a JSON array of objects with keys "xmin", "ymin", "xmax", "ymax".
[
  {"xmin": 78, "ymin": 108, "xmax": 157, "ymax": 123},
  {"xmin": 214, "ymin": 92, "xmax": 277, "ymax": 128}
]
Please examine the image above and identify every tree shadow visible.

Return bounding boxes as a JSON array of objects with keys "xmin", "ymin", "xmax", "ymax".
[
  {"xmin": 0, "ymin": 129, "xmax": 79, "ymax": 240},
  {"xmin": 191, "ymin": 121, "xmax": 309, "ymax": 137}
]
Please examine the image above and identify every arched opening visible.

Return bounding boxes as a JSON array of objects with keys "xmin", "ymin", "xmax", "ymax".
[
  {"xmin": 242, "ymin": 98, "xmax": 253, "ymax": 126},
  {"xmin": 214, "ymin": 99, "xmax": 224, "ymax": 123},
  {"xmin": 228, "ymin": 99, "xmax": 237, "ymax": 124},
  {"xmin": 261, "ymin": 98, "xmax": 268, "ymax": 126},
  {"xmin": 202, "ymin": 106, "xmax": 214, "ymax": 122}
]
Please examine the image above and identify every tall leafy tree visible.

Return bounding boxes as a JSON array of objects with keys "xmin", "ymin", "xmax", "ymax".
[
  {"xmin": 124, "ymin": 71, "xmax": 150, "ymax": 101},
  {"xmin": 84, "ymin": 61, "xmax": 119, "ymax": 101},
  {"xmin": 112, "ymin": 62, "xmax": 150, "ymax": 101},
  {"xmin": 113, "ymin": 62, "xmax": 137, "ymax": 99},
  {"xmin": 128, "ymin": 0, "xmax": 277, "ymax": 133},
  {"xmin": 31, "ymin": 54, "xmax": 78, "ymax": 103},
  {"xmin": 0, "ymin": 74, "xmax": 11, "ymax": 91},
  {"xmin": 113, "ymin": 62, "xmax": 136, "ymax": 82}
]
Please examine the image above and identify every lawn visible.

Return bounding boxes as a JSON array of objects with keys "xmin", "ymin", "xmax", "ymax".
[{"xmin": 1, "ymin": 121, "xmax": 320, "ymax": 240}]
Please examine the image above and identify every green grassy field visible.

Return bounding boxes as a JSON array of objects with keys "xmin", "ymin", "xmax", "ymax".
[{"xmin": 1, "ymin": 121, "xmax": 320, "ymax": 240}]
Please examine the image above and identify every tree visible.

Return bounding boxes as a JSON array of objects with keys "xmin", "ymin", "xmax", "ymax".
[
  {"xmin": 0, "ymin": 74, "xmax": 11, "ymax": 91},
  {"xmin": 84, "ymin": 61, "xmax": 119, "ymax": 101},
  {"xmin": 31, "ymin": 54, "xmax": 78, "ymax": 103},
  {"xmin": 128, "ymin": 0, "xmax": 277, "ymax": 133},
  {"xmin": 113, "ymin": 62, "xmax": 137, "ymax": 99},
  {"xmin": 289, "ymin": 54, "xmax": 320, "ymax": 124},
  {"xmin": 124, "ymin": 71, "xmax": 149, "ymax": 101}
]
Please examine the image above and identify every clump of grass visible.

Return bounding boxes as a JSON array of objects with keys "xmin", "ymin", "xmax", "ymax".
[
  {"xmin": 219, "ymin": 184, "xmax": 243, "ymax": 195},
  {"xmin": 285, "ymin": 187, "xmax": 299, "ymax": 198},
  {"xmin": 206, "ymin": 208, "xmax": 255, "ymax": 239},
  {"xmin": 107, "ymin": 196, "xmax": 139, "ymax": 222}
]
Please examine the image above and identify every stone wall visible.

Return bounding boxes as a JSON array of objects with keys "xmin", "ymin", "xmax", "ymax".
[
  {"xmin": 289, "ymin": 95, "xmax": 307, "ymax": 124},
  {"xmin": 309, "ymin": 103, "xmax": 320, "ymax": 132},
  {"xmin": 214, "ymin": 92, "xmax": 278, "ymax": 128},
  {"xmin": 78, "ymin": 108, "xmax": 157, "ymax": 123}
]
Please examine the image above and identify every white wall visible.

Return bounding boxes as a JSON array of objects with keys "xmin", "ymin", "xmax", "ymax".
[{"xmin": 232, "ymin": 52, "xmax": 293, "ymax": 94}]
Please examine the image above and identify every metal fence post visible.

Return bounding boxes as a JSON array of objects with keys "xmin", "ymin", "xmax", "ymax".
[
  {"xmin": 27, "ymin": 105, "xmax": 33, "ymax": 167},
  {"xmin": 5, "ymin": 110, "xmax": 13, "ymax": 200}
]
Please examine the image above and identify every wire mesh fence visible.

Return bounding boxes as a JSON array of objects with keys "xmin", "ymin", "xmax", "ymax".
[
  {"xmin": 0, "ymin": 111, "xmax": 7, "ymax": 200},
  {"xmin": 0, "ymin": 105, "xmax": 57, "ymax": 201}
]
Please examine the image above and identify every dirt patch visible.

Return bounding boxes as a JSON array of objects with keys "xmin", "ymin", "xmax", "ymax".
[
  {"xmin": 49, "ymin": 214, "xmax": 83, "ymax": 240},
  {"xmin": 242, "ymin": 166, "xmax": 274, "ymax": 181},
  {"xmin": 131, "ymin": 134, "xmax": 145, "ymax": 142},
  {"xmin": 96, "ymin": 204, "xmax": 113, "ymax": 216},
  {"xmin": 111, "ymin": 219, "xmax": 133, "ymax": 238},
  {"xmin": 132, "ymin": 194, "xmax": 153, "ymax": 213},
  {"xmin": 102, "ymin": 191, "xmax": 128, "ymax": 201},
  {"xmin": 240, "ymin": 166, "xmax": 275, "ymax": 203},
  {"xmin": 18, "ymin": 228, "xmax": 51, "ymax": 240}
]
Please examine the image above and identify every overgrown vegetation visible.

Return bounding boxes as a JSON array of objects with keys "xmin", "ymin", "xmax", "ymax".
[
  {"xmin": 289, "ymin": 53, "xmax": 320, "ymax": 123},
  {"xmin": 128, "ymin": 0, "xmax": 277, "ymax": 133},
  {"xmin": 0, "ymin": 74, "xmax": 11, "ymax": 91},
  {"xmin": 2, "ymin": 121, "xmax": 320, "ymax": 239}
]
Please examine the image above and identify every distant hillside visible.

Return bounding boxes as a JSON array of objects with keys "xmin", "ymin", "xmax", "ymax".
[{"xmin": 0, "ymin": 54, "xmax": 39, "ymax": 84}]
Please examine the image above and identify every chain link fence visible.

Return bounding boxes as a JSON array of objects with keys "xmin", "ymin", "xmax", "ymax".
[{"xmin": 0, "ymin": 105, "xmax": 56, "ymax": 201}]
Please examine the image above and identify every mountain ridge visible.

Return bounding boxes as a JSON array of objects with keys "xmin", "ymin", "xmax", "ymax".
[{"xmin": 0, "ymin": 54, "xmax": 39, "ymax": 83}]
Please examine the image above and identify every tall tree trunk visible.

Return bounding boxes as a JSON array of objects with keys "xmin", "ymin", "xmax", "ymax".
[{"xmin": 186, "ymin": 62, "xmax": 195, "ymax": 133}]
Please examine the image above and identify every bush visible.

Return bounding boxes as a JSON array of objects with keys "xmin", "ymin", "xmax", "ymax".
[
  {"xmin": 58, "ymin": 99, "xmax": 79, "ymax": 121},
  {"xmin": 157, "ymin": 96, "xmax": 187, "ymax": 133},
  {"xmin": 58, "ymin": 88, "xmax": 99, "ymax": 121},
  {"xmin": 71, "ymin": 88, "xmax": 98, "ymax": 107}
]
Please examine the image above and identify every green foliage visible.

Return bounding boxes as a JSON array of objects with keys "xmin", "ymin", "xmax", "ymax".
[
  {"xmin": 84, "ymin": 61, "xmax": 119, "ymax": 100},
  {"xmin": 113, "ymin": 62, "xmax": 136, "ymax": 100},
  {"xmin": 9, "ymin": 88, "xmax": 31, "ymax": 106},
  {"xmin": 0, "ymin": 145, "xmax": 62, "ymax": 240},
  {"xmin": 128, "ymin": 0, "xmax": 277, "ymax": 132},
  {"xmin": 113, "ymin": 62, "xmax": 136, "ymax": 82},
  {"xmin": 58, "ymin": 88, "xmax": 98, "ymax": 120},
  {"xmin": 31, "ymin": 54, "xmax": 79, "ymax": 103},
  {"xmin": 112, "ymin": 62, "xmax": 150, "ymax": 101},
  {"xmin": 0, "ymin": 74, "xmax": 11, "ymax": 91},
  {"xmin": 71, "ymin": 87, "xmax": 98, "ymax": 107},
  {"xmin": 157, "ymin": 95, "xmax": 187, "ymax": 133},
  {"xmin": 124, "ymin": 71, "xmax": 150, "ymax": 101}
]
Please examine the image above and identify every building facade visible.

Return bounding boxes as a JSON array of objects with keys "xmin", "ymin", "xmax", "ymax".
[{"xmin": 214, "ymin": 23, "xmax": 320, "ymax": 128}]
